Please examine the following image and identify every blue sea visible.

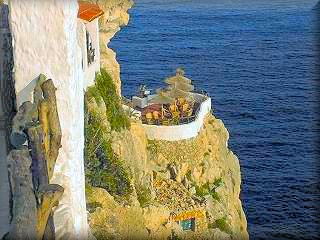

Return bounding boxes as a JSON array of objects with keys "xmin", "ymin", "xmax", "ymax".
[{"xmin": 110, "ymin": 1, "xmax": 320, "ymax": 239}]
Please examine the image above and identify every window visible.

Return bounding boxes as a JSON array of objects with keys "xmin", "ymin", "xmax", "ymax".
[
  {"xmin": 86, "ymin": 30, "xmax": 95, "ymax": 65},
  {"xmin": 179, "ymin": 218, "xmax": 195, "ymax": 231}
]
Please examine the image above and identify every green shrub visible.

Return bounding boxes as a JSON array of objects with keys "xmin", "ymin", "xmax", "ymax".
[
  {"xmin": 213, "ymin": 177, "xmax": 224, "ymax": 188},
  {"xmin": 195, "ymin": 183, "xmax": 210, "ymax": 197},
  {"xmin": 195, "ymin": 181, "xmax": 221, "ymax": 202},
  {"xmin": 136, "ymin": 186, "xmax": 152, "ymax": 208},
  {"xmin": 96, "ymin": 68, "xmax": 130, "ymax": 131},
  {"xmin": 84, "ymin": 88, "xmax": 132, "ymax": 198},
  {"xmin": 85, "ymin": 183, "xmax": 94, "ymax": 197},
  {"xmin": 86, "ymin": 85, "xmax": 102, "ymax": 104},
  {"xmin": 208, "ymin": 222, "xmax": 215, "ymax": 229},
  {"xmin": 215, "ymin": 217, "xmax": 231, "ymax": 234},
  {"xmin": 186, "ymin": 170, "xmax": 193, "ymax": 181},
  {"xmin": 211, "ymin": 191, "xmax": 221, "ymax": 202}
]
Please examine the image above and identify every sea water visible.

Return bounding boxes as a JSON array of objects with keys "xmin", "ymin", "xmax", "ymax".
[{"xmin": 110, "ymin": 1, "xmax": 320, "ymax": 239}]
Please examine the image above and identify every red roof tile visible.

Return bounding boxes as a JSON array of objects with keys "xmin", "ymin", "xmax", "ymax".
[{"xmin": 78, "ymin": 2, "xmax": 104, "ymax": 22}]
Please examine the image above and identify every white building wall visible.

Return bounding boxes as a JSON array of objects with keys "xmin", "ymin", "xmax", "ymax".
[
  {"xmin": 78, "ymin": 18, "xmax": 101, "ymax": 88},
  {"xmin": 8, "ymin": 0, "xmax": 88, "ymax": 239},
  {"xmin": 143, "ymin": 97, "xmax": 212, "ymax": 141}
]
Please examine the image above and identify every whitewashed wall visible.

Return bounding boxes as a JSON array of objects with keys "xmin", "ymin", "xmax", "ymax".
[
  {"xmin": 143, "ymin": 97, "xmax": 212, "ymax": 141},
  {"xmin": 8, "ymin": 0, "xmax": 88, "ymax": 239},
  {"xmin": 78, "ymin": 18, "xmax": 101, "ymax": 88}
]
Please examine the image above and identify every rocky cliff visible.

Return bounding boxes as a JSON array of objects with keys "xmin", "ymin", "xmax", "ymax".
[
  {"xmin": 85, "ymin": 94, "xmax": 248, "ymax": 239},
  {"xmin": 84, "ymin": 1, "xmax": 248, "ymax": 240},
  {"xmin": 89, "ymin": 0, "xmax": 134, "ymax": 95}
]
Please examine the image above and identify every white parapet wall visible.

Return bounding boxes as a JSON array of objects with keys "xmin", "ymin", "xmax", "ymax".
[{"xmin": 143, "ymin": 96, "xmax": 212, "ymax": 141}]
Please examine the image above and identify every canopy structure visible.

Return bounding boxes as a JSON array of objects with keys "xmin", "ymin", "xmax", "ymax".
[
  {"xmin": 149, "ymin": 91, "xmax": 175, "ymax": 104},
  {"xmin": 165, "ymin": 68, "xmax": 192, "ymax": 85},
  {"xmin": 165, "ymin": 88, "xmax": 190, "ymax": 99},
  {"xmin": 165, "ymin": 68, "xmax": 194, "ymax": 93},
  {"xmin": 170, "ymin": 82, "xmax": 194, "ymax": 92},
  {"xmin": 164, "ymin": 68, "xmax": 194, "ymax": 102}
]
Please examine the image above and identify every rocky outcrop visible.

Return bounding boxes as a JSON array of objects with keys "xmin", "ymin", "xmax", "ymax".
[
  {"xmin": 86, "ymin": 93, "xmax": 249, "ymax": 239},
  {"xmin": 84, "ymin": 1, "xmax": 248, "ymax": 239},
  {"xmin": 89, "ymin": 0, "xmax": 134, "ymax": 95}
]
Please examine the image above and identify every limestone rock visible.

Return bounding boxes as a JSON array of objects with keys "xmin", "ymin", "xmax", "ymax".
[
  {"xmin": 87, "ymin": 113, "xmax": 249, "ymax": 240},
  {"xmin": 89, "ymin": 0, "xmax": 134, "ymax": 95}
]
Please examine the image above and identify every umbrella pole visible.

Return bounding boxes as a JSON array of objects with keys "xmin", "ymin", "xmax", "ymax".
[{"xmin": 161, "ymin": 105, "xmax": 164, "ymax": 119}]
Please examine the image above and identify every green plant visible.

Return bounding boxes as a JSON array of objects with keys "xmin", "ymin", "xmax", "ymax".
[
  {"xmin": 213, "ymin": 177, "xmax": 224, "ymax": 188},
  {"xmin": 136, "ymin": 186, "xmax": 152, "ymax": 208},
  {"xmin": 195, "ymin": 181, "xmax": 221, "ymax": 202},
  {"xmin": 85, "ymin": 183, "xmax": 94, "ymax": 197},
  {"xmin": 185, "ymin": 170, "xmax": 193, "ymax": 181},
  {"xmin": 84, "ymin": 89, "xmax": 132, "ymax": 198},
  {"xmin": 96, "ymin": 68, "xmax": 130, "ymax": 131},
  {"xmin": 86, "ymin": 85, "xmax": 102, "ymax": 104},
  {"xmin": 195, "ymin": 183, "xmax": 210, "ymax": 197},
  {"xmin": 211, "ymin": 191, "xmax": 221, "ymax": 202},
  {"xmin": 207, "ymin": 222, "xmax": 215, "ymax": 229},
  {"xmin": 215, "ymin": 217, "xmax": 231, "ymax": 234}
]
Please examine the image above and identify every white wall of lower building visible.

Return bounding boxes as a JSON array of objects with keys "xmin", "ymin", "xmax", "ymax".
[
  {"xmin": 8, "ymin": 0, "xmax": 88, "ymax": 238},
  {"xmin": 143, "ymin": 97, "xmax": 212, "ymax": 141},
  {"xmin": 78, "ymin": 18, "xmax": 101, "ymax": 88}
]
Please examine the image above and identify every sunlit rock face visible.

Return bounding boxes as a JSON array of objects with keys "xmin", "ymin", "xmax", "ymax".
[
  {"xmin": 89, "ymin": 0, "xmax": 134, "ymax": 95},
  {"xmin": 86, "ymin": 112, "xmax": 249, "ymax": 240},
  {"xmin": 8, "ymin": 0, "xmax": 87, "ymax": 238}
]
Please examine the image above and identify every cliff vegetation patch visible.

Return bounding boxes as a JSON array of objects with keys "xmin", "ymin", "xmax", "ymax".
[
  {"xmin": 84, "ymin": 70, "xmax": 132, "ymax": 198},
  {"xmin": 95, "ymin": 68, "xmax": 130, "ymax": 132}
]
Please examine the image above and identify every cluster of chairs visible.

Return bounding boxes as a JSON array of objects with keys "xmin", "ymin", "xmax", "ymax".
[{"xmin": 143, "ymin": 98, "xmax": 195, "ymax": 125}]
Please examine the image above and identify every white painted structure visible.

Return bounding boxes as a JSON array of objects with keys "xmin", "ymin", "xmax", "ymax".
[
  {"xmin": 78, "ymin": 18, "xmax": 101, "ymax": 88},
  {"xmin": 5, "ymin": 0, "xmax": 104, "ymax": 238},
  {"xmin": 132, "ymin": 94, "xmax": 156, "ymax": 108},
  {"xmin": 142, "ymin": 96, "xmax": 211, "ymax": 141}
]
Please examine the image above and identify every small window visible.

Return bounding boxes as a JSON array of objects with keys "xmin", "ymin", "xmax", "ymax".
[
  {"xmin": 179, "ymin": 218, "xmax": 195, "ymax": 231},
  {"xmin": 86, "ymin": 30, "xmax": 95, "ymax": 65}
]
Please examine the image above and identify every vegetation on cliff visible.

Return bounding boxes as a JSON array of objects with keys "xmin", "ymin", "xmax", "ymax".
[
  {"xmin": 82, "ymin": 70, "xmax": 248, "ymax": 240},
  {"xmin": 95, "ymin": 69, "xmax": 130, "ymax": 131},
  {"xmin": 84, "ymin": 69, "xmax": 131, "ymax": 198},
  {"xmin": 85, "ymin": 110, "xmax": 249, "ymax": 239}
]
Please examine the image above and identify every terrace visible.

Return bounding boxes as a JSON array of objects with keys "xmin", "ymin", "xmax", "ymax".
[{"xmin": 127, "ymin": 68, "xmax": 212, "ymax": 141}]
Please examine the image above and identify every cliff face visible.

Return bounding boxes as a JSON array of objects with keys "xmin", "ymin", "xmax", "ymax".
[
  {"xmin": 86, "ymin": 110, "xmax": 248, "ymax": 239},
  {"xmin": 89, "ymin": 0, "xmax": 134, "ymax": 95},
  {"xmin": 84, "ymin": 2, "xmax": 248, "ymax": 239}
]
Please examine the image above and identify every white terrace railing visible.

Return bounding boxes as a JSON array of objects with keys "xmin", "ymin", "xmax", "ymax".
[{"xmin": 141, "ymin": 94, "xmax": 211, "ymax": 141}]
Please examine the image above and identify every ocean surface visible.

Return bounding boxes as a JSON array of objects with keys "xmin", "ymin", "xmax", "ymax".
[{"xmin": 110, "ymin": 1, "xmax": 320, "ymax": 239}]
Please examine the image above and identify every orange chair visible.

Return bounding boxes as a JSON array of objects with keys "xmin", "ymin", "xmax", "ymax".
[
  {"xmin": 182, "ymin": 103, "xmax": 189, "ymax": 112},
  {"xmin": 153, "ymin": 111, "xmax": 160, "ymax": 120},
  {"xmin": 170, "ymin": 103, "xmax": 178, "ymax": 112},
  {"xmin": 145, "ymin": 112, "xmax": 154, "ymax": 124},
  {"xmin": 178, "ymin": 97, "xmax": 186, "ymax": 105}
]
